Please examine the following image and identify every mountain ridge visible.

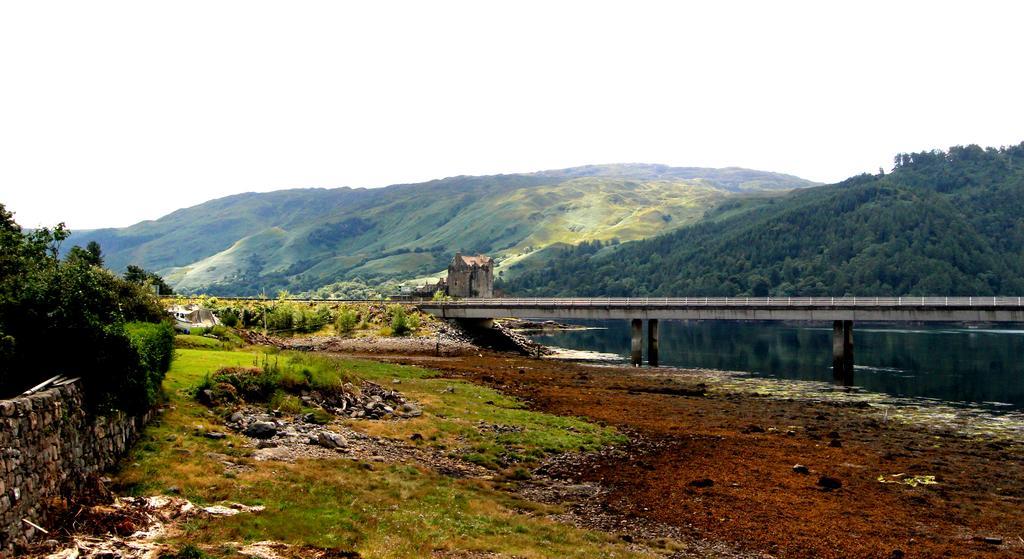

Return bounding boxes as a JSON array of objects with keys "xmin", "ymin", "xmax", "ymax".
[
  {"xmin": 66, "ymin": 163, "xmax": 817, "ymax": 296},
  {"xmin": 503, "ymin": 144, "xmax": 1024, "ymax": 297}
]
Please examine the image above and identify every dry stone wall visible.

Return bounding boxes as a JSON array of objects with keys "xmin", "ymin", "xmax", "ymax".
[{"xmin": 0, "ymin": 380, "xmax": 150, "ymax": 556}]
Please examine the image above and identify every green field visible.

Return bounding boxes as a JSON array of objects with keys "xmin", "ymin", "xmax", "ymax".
[{"xmin": 117, "ymin": 347, "xmax": 648, "ymax": 558}]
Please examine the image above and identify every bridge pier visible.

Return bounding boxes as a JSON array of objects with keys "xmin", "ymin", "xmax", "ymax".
[
  {"xmin": 648, "ymin": 319, "xmax": 659, "ymax": 367},
  {"xmin": 631, "ymin": 319, "xmax": 643, "ymax": 366},
  {"xmin": 832, "ymin": 320, "xmax": 854, "ymax": 385}
]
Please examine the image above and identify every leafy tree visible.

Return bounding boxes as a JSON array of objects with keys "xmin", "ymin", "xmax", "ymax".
[
  {"xmin": 66, "ymin": 240, "xmax": 104, "ymax": 267},
  {"xmin": 0, "ymin": 203, "xmax": 170, "ymax": 411},
  {"xmin": 124, "ymin": 264, "xmax": 175, "ymax": 295}
]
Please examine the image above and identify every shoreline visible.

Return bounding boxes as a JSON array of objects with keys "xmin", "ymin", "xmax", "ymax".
[{"xmin": 344, "ymin": 345, "xmax": 1024, "ymax": 558}]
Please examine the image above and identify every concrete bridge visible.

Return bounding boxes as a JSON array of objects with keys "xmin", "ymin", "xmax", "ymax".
[{"xmin": 419, "ymin": 296, "xmax": 1024, "ymax": 383}]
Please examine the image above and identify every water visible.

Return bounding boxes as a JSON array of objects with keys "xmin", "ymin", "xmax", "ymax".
[{"xmin": 529, "ymin": 320, "xmax": 1024, "ymax": 409}]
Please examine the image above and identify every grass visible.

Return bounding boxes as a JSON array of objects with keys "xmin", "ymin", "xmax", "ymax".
[
  {"xmin": 333, "ymin": 357, "xmax": 625, "ymax": 469},
  {"xmin": 116, "ymin": 348, "xmax": 646, "ymax": 558}
]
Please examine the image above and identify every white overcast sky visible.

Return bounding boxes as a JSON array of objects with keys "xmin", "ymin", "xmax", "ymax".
[{"xmin": 2, "ymin": 1, "xmax": 1022, "ymax": 229}]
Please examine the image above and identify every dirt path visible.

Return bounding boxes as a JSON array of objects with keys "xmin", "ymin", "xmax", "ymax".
[{"xmin": 359, "ymin": 351, "xmax": 1024, "ymax": 559}]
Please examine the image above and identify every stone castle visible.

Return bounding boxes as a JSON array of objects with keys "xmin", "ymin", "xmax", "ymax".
[{"xmin": 446, "ymin": 252, "xmax": 494, "ymax": 298}]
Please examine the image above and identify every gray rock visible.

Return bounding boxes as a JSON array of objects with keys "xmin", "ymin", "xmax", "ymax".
[
  {"xmin": 204, "ymin": 431, "xmax": 227, "ymax": 440},
  {"xmin": 792, "ymin": 464, "xmax": 810, "ymax": 474},
  {"xmin": 317, "ymin": 431, "xmax": 347, "ymax": 449},
  {"xmin": 244, "ymin": 421, "xmax": 277, "ymax": 439},
  {"xmin": 229, "ymin": 412, "xmax": 244, "ymax": 423}
]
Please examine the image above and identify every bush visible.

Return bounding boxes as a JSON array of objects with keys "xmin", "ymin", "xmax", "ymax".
[
  {"xmin": 125, "ymin": 321, "xmax": 175, "ymax": 407},
  {"xmin": 389, "ymin": 305, "xmax": 412, "ymax": 336},
  {"xmin": 217, "ymin": 308, "xmax": 239, "ymax": 327},
  {"xmin": 0, "ymin": 206, "xmax": 171, "ymax": 411},
  {"xmin": 335, "ymin": 308, "xmax": 358, "ymax": 335}
]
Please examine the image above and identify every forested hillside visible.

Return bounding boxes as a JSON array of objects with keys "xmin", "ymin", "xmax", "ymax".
[
  {"xmin": 66, "ymin": 164, "xmax": 814, "ymax": 296},
  {"xmin": 503, "ymin": 144, "xmax": 1024, "ymax": 297}
]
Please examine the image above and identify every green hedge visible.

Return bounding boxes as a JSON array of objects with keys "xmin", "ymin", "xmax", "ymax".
[{"xmin": 125, "ymin": 321, "xmax": 175, "ymax": 410}]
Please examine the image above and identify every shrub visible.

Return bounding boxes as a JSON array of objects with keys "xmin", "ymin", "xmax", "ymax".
[
  {"xmin": 217, "ymin": 308, "xmax": 239, "ymax": 327},
  {"xmin": 266, "ymin": 304, "xmax": 294, "ymax": 332},
  {"xmin": 389, "ymin": 305, "xmax": 412, "ymax": 336},
  {"xmin": 125, "ymin": 321, "xmax": 175, "ymax": 407},
  {"xmin": 0, "ymin": 205, "xmax": 171, "ymax": 411},
  {"xmin": 335, "ymin": 308, "xmax": 358, "ymax": 335},
  {"xmin": 269, "ymin": 390, "xmax": 303, "ymax": 414}
]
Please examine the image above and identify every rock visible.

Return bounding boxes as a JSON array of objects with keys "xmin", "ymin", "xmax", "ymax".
[
  {"xmin": 974, "ymin": 536, "xmax": 1003, "ymax": 545},
  {"xmin": 229, "ymin": 411, "xmax": 245, "ymax": 423},
  {"xmin": 392, "ymin": 378, "xmax": 401, "ymax": 384},
  {"xmin": 256, "ymin": 440, "xmax": 278, "ymax": 449},
  {"xmin": 817, "ymin": 476, "xmax": 843, "ymax": 491},
  {"xmin": 889, "ymin": 550, "xmax": 905, "ymax": 559},
  {"xmin": 167, "ymin": 486, "xmax": 181, "ymax": 494},
  {"xmin": 410, "ymin": 433, "xmax": 424, "ymax": 441},
  {"xmin": 688, "ymin": 478, "xmax": 714, "ymax": 488},
  {"xmin": 792, "ymin": 464, "xmax": 810, "ymax": 474},
  {"xmin": 742, "ymin": 424, "xmax": 765, "ymax": 434},
  {"xmin": 829, "ymin": 439, "xmax": 843, "ymax": 448},
  {"xmin": 317, "ymin": 431, "xmax": 347, "ymax": 449},
  {"xmin": 204, "ymin": 431, "xmax": 227, "ymax": 440},
  {"xmin": 244, "ymin": 421, "xmax": 278, "ymax": 439},
  {"xmin": 442, "ymin": 386, "xmax": 456, "ymax": 394}
]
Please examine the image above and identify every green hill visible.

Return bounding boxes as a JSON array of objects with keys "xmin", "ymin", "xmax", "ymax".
[
  {"xmin": 503, "ymin": 144, "xmax": 1024, "ymax": 297},
  {"xmin": 66, "ymin": 164, "xmax": 815, "ymax": 296}
]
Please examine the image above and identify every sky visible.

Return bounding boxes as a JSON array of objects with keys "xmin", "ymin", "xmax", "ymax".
[{"xmin": 2, "ymin": 1, "xmax": 1022, "ymax": 230}]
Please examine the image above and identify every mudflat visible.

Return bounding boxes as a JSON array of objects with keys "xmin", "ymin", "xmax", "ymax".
[{"xmin": 374, "ymin": 351, "xmax": 1024, "ymax": 559}]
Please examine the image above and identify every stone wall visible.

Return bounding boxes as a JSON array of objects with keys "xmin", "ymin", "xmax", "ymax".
[{"xmin": 0, "ymin": 381, "xmax": 150, "ymax": 556}]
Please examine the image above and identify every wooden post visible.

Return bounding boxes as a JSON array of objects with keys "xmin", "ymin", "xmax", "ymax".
[
  {"xmin": 647, "ymin": 319, "xmax": 659, "ymax": 367},
  {"xmin": 631, "ymin": 318, "xmax": 643, "ymax": 366}
]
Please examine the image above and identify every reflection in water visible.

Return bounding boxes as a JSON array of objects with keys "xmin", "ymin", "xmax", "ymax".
[{"xmin": 529, "ymin": 320, "xmax": 1024, "ymax": 408}]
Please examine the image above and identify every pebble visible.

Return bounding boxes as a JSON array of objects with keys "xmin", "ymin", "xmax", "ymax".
[{"xmin": 792, "ymin": 464, "xmax": 810, "ymax": 474}]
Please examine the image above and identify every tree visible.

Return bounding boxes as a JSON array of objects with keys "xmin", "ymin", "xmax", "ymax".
[
  {"xmin": 0, "ymin": 203, "xmax": 169, "ymax": 410},
  {"xmin": 124, "ymin": 264, "xmax": 174, "ymax": 295},
  {"xmin": 66, "ymin": 240, "xmax": 104, "ymax": 267}
]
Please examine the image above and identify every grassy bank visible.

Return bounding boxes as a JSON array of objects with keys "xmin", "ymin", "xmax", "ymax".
[{"xmin": 114, "ymin": 346, "xmax": 643, "ymax": 558}]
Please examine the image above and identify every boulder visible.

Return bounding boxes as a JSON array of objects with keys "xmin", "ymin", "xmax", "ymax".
[
  {"xmin": 317, "ymin": 431, "xmax": 347, "ymax": 449},
  {"xmin": 244, "ymin": 421, "xmax": 277, "ymax": 440}
]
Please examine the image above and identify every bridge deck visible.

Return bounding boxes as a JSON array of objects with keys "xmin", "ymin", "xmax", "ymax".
[{"xmin": 420, "ymin": 297, "xmax": 1024, "ymax": 322}]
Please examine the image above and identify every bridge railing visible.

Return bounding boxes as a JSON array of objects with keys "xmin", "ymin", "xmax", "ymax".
[{"xmin": 424, "ymin": 296, "xmax": 1024, "ymax": 307}]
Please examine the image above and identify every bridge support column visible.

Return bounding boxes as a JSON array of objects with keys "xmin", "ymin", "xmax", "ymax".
[
  {"xmin": 631, "ymin": 319, "xmax": 643, "ymax": 366},
  {"xmin": 832, "ymin": 320, "xmax": 854, "ymax": 385},
  {"xmin": 648, "ymin": 319, "xmax": 659, "ymax": 367}
]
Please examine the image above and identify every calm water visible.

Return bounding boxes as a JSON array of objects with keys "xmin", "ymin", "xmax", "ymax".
[{"xmin": 529, "ymin": 320, "xmax": 1024, "ymax": 408}]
